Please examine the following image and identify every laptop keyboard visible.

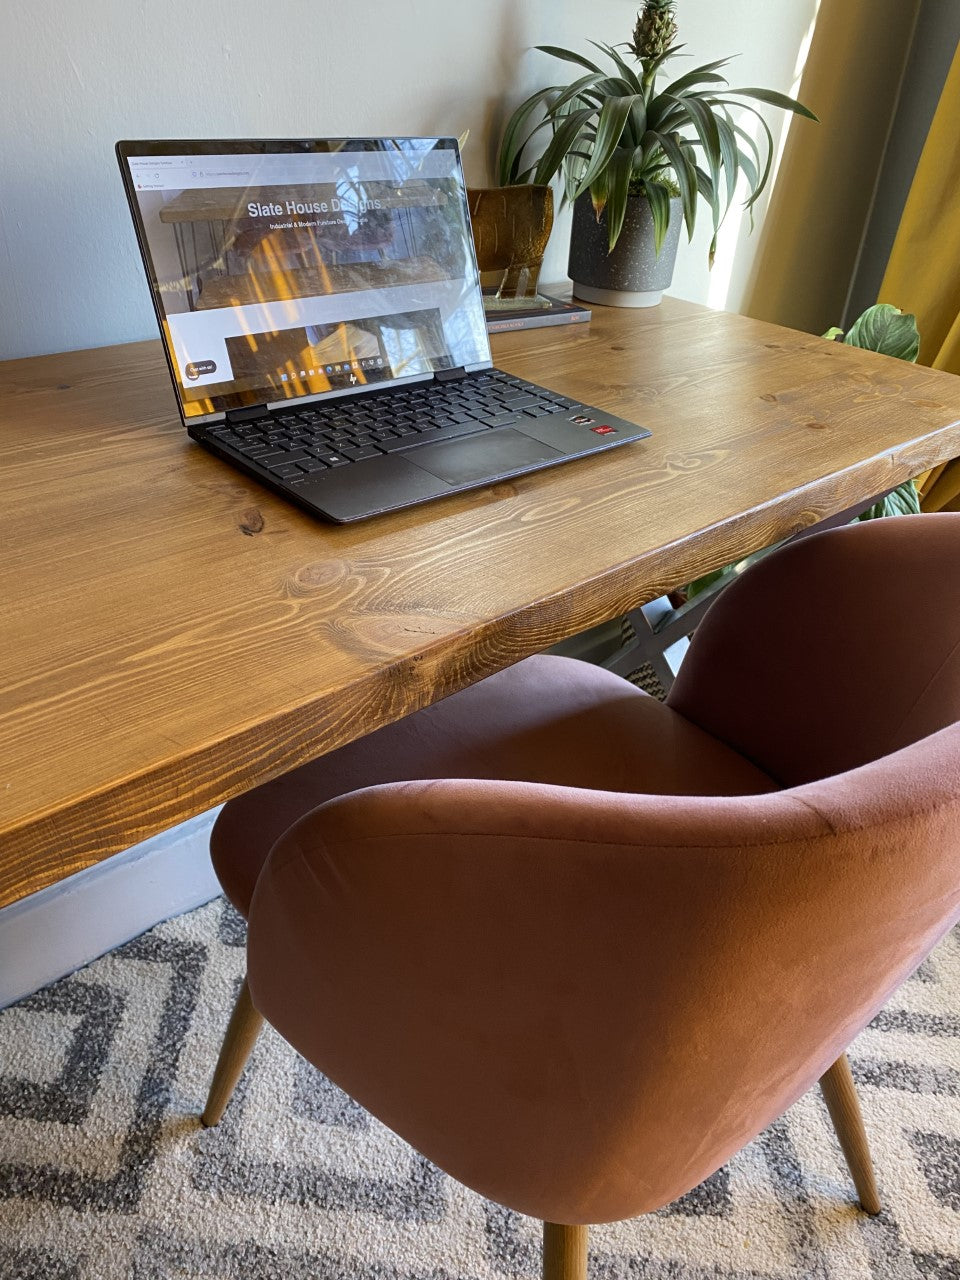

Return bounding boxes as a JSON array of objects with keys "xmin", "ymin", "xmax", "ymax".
[{"xmin": 204, "ymin": 370, "xmax": 581, "ymax": 485}]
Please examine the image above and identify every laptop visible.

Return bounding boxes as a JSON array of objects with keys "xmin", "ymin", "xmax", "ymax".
[{"xmin": 116, "ymin": 137, "xmax": 651, "ymax": 523}]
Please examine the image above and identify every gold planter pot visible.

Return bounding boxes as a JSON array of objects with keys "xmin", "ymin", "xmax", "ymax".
[{"xmin": 467, "ymin": 185, "xmax": 554, "ymax": 308}]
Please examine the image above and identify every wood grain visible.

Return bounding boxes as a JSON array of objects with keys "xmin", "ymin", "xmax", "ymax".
[
  {"xmin": 3, "ymin": 297, "xmax": 960, "ymax": 907},
  {"xmin": 542, "ymin": 1223, "xmax": 588, "ymax": 1280},
  {"xmin": 201, "ymin": 977, "xmax": 264, "ymax": 1127},
  {"xmin": 820, "ymin": 1052, "xmax": 882, "ymax": 1214}
]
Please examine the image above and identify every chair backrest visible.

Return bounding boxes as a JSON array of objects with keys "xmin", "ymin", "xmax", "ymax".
[
  {"xmin": 669, "ymin": 512, "xmax": 960, "ymax": 785},
  {"xmin": 247, "ymin": 725, "xmax": 960, "ymax": 1226},
  {"xmin": 246, "ymin": 514, "xmax": 960, "ymax": 1228}
]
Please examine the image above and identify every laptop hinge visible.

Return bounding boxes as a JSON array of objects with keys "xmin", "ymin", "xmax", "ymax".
[
  {"xmin": 434, "ymin": 366, "xmax": 467, "ymax": 383},
  {"xmin": 225, "ymin": 403, "xmax": 270, "ymax": 423}
]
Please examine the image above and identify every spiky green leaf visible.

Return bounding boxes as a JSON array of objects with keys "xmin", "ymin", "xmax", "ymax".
[
  {"xmin": 589, "ymin": 165, "xmax": 610, "ymax": 217},
  {"xmin": 640, "ymin": 41, "xmax": 686, "ymax": 91},
  {"xmin": 532, "ymin": 107, "xmax": 597, "ymax": 187},
  {"xmin": 589, "ymin": 41, "xmax": 644, "ymax": 93},
  {"xmin": 665, "ymin": 94, "xmax": 723, "ymax": 232},
  {"xmin": 645, "ymin": 130, "xmax": 697, "ymax": 237},
  {"xmin": 536, "ymin": 44, "xmax": 604, "ymax": 75},
  {"xmin": 547, "ymin": 72, "xmax": 618, "ymax": 115},
  {"xmin": 725, "ymin": 87, "xmax": 818, "ymax": 121},
  {"xmin": 731, "ymin": 123, "xmax": 759, "ymax": 193},
  {"xmin": 571, "ymin": 94, "xmax": 643, "ymax": 198},
  {"xmin": 661, "ymin": 58, "xmax": 731, "ymax": 97},
  {"xmin": 497, "ymin": 87, "xmax": 555, "ymax": 185},
  {"xmin": 600, "ymin": 147, "xmax": 639, "ymax": 250},
  {"xmin": 711, "ymin": 100, "xmax": 774, "ymax": 207},
  {"xmin": 714, "ymin": 114, "xmax": 740, "ymax": 208},
  {"xmin": 644, "ymin": 180, "xmax": 673, "ymax": 254}
]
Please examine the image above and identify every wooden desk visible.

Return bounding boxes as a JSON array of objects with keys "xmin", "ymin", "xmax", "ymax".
[{"xmin": 3, "ymin": 297, "xmax": 960, "ymax": 908}]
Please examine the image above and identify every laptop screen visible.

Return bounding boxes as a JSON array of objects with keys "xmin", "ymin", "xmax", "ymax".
[{"xmin": 118, "ymin": 138, "xmax": 492, "ymax": 420}]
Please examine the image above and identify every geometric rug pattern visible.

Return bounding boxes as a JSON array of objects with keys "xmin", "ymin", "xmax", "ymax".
[{"xmin": 2, "ymin": 898, "xmax": 959, "ymax": 1279}]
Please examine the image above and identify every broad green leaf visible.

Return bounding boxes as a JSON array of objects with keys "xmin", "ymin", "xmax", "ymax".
[
  {"xmin": 502, "ymin": 117, "xmax": 557, "ymax": 186},
  {"xmin": 571, "ymin": 78, "xmax": 648, "ymax": 147},
  {"xmin": 822, "ymin": 326, "xmax": 844, "ymax": 341},
  {"xmin": 673, "ymin": 141, "xmax": 699, "ymax": 240},
  {"xmin": 856, "ymin": 480, "xmax": 921, "ymax": 521},
  {"xmin": 844, "ymin": 303, "xmax": 920, "ymax": 362},
  {"xmin": 685, "ymin": 565, "xmax": 731, "ymax": 600},
  {"xmin": 629, "ymin": 98, "xmax": 648, "ymax": 148},
  {"xmin": 686, "ymin": 543, "xmax": 782, "ymax": 600}
]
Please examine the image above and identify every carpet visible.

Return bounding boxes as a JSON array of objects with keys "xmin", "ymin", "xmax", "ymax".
[{"xmin": 1, "ymin": 898, "xmax": 959, "ymax": 1279}]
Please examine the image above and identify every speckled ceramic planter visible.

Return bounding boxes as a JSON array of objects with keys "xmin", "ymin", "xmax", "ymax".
[{"xmin": 568, "ymin": 193, "xmax": 683, "ymax": 307}]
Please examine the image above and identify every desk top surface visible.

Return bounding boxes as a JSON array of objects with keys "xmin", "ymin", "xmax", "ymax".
[{"xmin": 4, "ymin": 297, "xmax": 960, "ymax": 906}]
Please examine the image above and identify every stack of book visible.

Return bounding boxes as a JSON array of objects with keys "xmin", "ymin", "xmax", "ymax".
[{"xmin": 482, "ymin": 292, "xmax": 591, "ymax": 334}]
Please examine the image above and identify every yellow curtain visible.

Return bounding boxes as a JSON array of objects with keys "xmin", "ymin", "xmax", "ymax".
[
  {"xmin": 741, "ymin": 0, "xmax": 919, "ymax": 335},
  {"xmin": 878, "ymin": 40, "xmax": 960, "ymax": 511}
]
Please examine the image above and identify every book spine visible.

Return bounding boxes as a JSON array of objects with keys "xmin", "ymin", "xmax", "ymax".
[{"xmin": 485, "ymin": 311, "xmax": 591, "ymax": 334}]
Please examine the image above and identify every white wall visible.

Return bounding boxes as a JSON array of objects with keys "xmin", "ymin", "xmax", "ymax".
[{"xmin": 0, "ymin": 0, "xmax": 817, "ymax": 360}]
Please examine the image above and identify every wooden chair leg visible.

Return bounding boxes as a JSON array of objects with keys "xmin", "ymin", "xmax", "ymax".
[
  {"xmin": 201, "ymin": 975, "xmax": 264, "ymax": 1127},
  {"xmin": 543, "ymin": 1222, "xmax": 589, "ymax": 1280},
  {"xmin": 819, "ymin": 1052, "xmax": 881, "ymax": 1215}
]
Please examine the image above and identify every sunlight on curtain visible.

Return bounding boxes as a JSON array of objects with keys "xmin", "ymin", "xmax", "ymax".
[{"xmin": 707, "ymin": 4, "xmax": 820, "ymax": 311}]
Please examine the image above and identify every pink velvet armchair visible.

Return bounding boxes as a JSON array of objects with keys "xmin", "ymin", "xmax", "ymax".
[{"xmin": 202, "ymin": 513, "xmax": 960, "ymax": 1280}]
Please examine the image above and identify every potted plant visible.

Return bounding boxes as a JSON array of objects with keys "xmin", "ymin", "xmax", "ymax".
[{"xmin": 498, "ymin": 0, "xmax": 816, "ymax": 306}]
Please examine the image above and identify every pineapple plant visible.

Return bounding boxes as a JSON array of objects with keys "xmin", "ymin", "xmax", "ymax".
[{"xmin": 498, "ymin": 6, "xmax": 816, "ymax": 260}]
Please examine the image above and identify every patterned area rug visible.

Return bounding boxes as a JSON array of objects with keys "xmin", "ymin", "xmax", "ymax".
[{"xmin": 2, "ymin": 898, "xmax": 960, "ymax": 1280}]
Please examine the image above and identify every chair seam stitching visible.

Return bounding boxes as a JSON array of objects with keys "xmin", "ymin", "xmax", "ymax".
[{"xmin": 319, "ymin": 793, "xmax": 960, "ymax": 853}]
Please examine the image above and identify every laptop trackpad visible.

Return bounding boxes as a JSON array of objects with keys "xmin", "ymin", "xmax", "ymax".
[{"xmin": 409, "ymin": 429, "xmax": 564, "ymax": 486}]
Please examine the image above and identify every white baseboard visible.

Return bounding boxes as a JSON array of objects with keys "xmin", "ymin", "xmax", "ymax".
[{"xmin": 0, "ymin": 809, "xmax": 222, "ymax": 1009}]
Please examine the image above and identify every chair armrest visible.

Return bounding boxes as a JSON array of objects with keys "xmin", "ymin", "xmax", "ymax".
[{"xmin": 244, "ymin": 748, "xmax": 960, "ymax": 1224}]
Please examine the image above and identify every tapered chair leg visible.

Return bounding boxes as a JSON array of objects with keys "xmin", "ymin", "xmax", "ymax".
[
  {"xmin": 201, "ymin": 976, "xmax": 264, "ymax": 1127},
  {"xmin": 819, "ymin": 1052, "xmax": 881, "ymax": 1214},
  {"xmin": 543, "ymin": 1222, "xmax": 589, "ymax": 1280}
]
